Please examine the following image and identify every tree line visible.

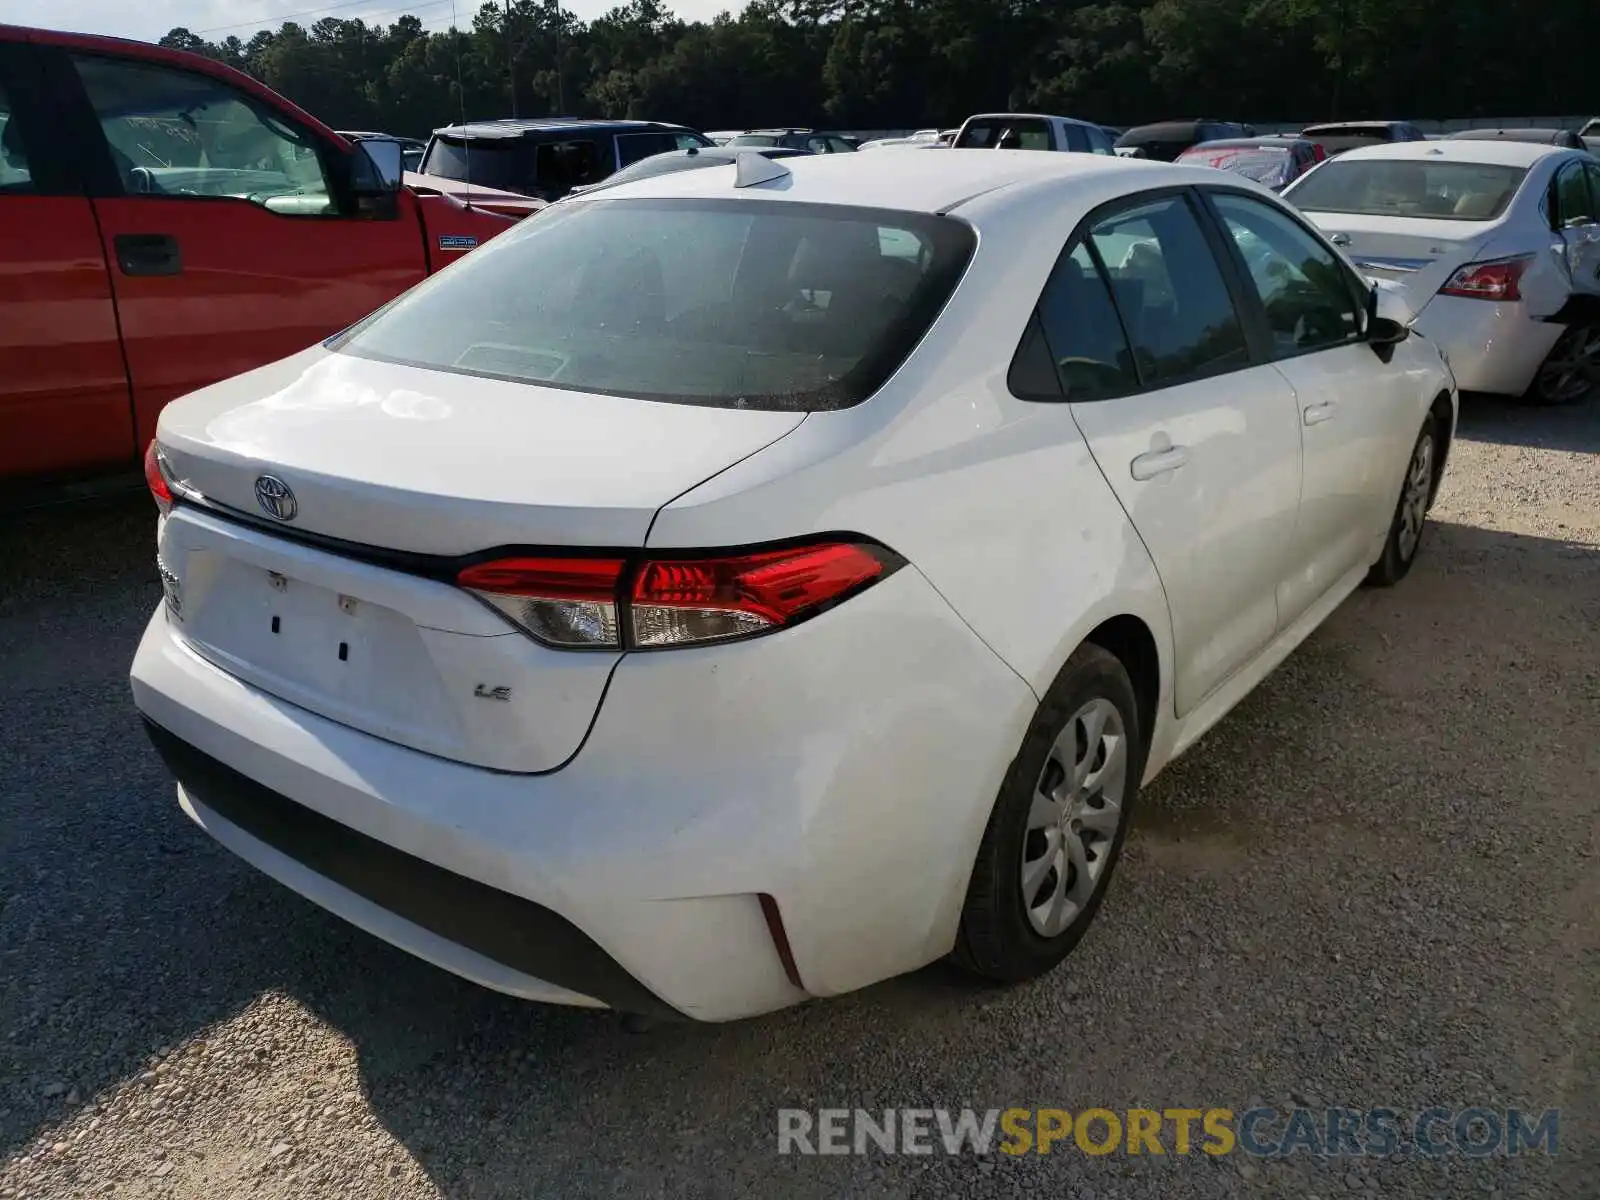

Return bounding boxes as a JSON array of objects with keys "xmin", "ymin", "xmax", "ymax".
[{"xmin": 158, "ymin": 0, "xmax": 1599, "ymax": 139}]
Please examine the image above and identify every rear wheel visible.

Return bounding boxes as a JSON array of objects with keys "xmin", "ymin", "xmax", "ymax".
[
  {"xmin": 1527, "ymin": 322, "xmax": 1600, "ymax": 406},
  {"xmin": 1366, "ymin": 414, "xmax": 1438, "ymax": 587},
  {"xmin": 952, "ymin": 644, "xmax": 1146, "ymax": 983}
]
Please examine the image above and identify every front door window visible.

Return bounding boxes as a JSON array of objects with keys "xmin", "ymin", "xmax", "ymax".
[{"xmin": 72, "ymin": 54, "xmax": 335, "ymax": 215}]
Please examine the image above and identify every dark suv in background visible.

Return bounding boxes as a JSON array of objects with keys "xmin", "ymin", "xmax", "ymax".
[
  {"xmin": 1299, "ymin": 120, "xmax": 1428, "ymax": 157},
  {"xmin": 416, "ymin": 118, "xmax": 712, "ymax": 202},
  {"xmin": 1114, "ymin": 119, "xmax": 1255, "ymax": 161}
]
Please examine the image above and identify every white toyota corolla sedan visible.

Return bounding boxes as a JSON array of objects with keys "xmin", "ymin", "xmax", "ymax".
[
  {"xmin": 131, "ymin": 150, "xmax": 1456, "ymax": 1022},
  {"xmin": 1283, "ymin": 139, "xmax": 1600, "ymax": 404}
]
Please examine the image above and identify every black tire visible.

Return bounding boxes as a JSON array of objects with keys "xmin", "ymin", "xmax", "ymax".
[
  {"xmin": 1524, "ymin": 322, "xmax": 1600, "ymax": 407},
  {"xmin": 952, "ymin": 644, "xmax": 1147, "ymax": 983},
  {"xmin": 1365, "ymin": 414, "xmax": 1439, "ymax": 588}
]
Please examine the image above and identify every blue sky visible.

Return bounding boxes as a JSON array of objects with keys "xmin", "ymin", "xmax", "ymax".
[{"xmin": 7, "ymin": 0, "xmax": 745, "ymax": 43}]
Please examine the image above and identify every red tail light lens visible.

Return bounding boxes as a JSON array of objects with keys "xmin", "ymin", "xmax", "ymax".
[
  {"xmin": 1439, "ymin": 255, "xmax": 1532, "ymax": 301},
  {"xmin": 144, "ymin": 440, "xmax": 173, "ymax": 515},
  {"xmin": 630, "ymin": 543, "xmax": 887, "ymax": 648},
  {"xmin": 456, "ymin": 542, "xmax": 895, "ymax": 650},
  {"xmin": 457, "ymin": 556, "xmax": 625, "ymax": 648}
]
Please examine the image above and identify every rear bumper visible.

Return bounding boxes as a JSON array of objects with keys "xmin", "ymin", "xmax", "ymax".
[
  {"xmin": 130, "ymin": 563, "xmax": 1036, "ymax": 1021},
  {"xmin": 1412, "ymin": 295, "xmax": 1564, "ymax": 396},
  {"xmin": 142, "ymin": 717, "xmax": 679, "ymax": 1019}
]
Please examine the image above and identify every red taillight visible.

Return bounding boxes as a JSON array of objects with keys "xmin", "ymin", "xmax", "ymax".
[
  {"xmin": 1439, "ymin": 255, "xmax": 1532, "ymax": 302},
  {"xmin": 457, "ymin": 556, "xmax": 625, "ymax": 648},
  {"xmin": 456, "ymin": 542, "xmax": 893, "ymax": 650},
  {"xmin": 144, "ymin": 440, "xmax": 173, "ymax": 515},
  {"xmin": 630, "ymin": 543, "xmax": 886, "ymax": 648}
]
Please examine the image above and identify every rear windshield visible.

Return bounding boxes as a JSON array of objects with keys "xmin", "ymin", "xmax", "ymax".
[
  {"xmin": 421, "ymin": 137, "xmax": 521, "ymax": 190},
  {"xmin": 1305, "ymin": 132, "xmax": 1399, "ymax": 155},
  {"xmin": 956, "ymin": 118, "xmax": 1052, "ymax": 150},
  {"xmin": 331, "ymin": 197, "xmax": 976, "ymax": 412},
  {"xmin": 1287, "ymin": 160, "xmax": 1527, "ymax": 220},
  {"xmin": 1179, "ymin": 144, "xmax": 1295, "ymax": 188},
  {"xmin": 1113, "ymin": 131, "xmax": 1198, "ymax": 161}
]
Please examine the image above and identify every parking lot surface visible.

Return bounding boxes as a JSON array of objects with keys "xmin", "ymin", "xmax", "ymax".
[{"xmin": 2, "ymin": 394, "xmax": 1596, "ymax": 1199}]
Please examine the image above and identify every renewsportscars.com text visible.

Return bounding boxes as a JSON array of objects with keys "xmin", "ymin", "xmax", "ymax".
[{"xmin": 776, "ymin": 1107, "xmax": 1560, "ymax": 1158}]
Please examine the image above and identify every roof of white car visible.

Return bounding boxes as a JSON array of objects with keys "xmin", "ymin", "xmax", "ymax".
[
  {"xmin": 1329, "ymin": 139, "xmax": 1572, "ymax": 168},
  {"xmin": 573, "ymin": 147, "xmax": 1177, "ymax": 213}
]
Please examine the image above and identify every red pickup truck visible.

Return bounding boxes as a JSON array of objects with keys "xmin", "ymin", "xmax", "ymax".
[{"xmin": 0, "ymin": 25, "xmax": 525, "ymax": 487}]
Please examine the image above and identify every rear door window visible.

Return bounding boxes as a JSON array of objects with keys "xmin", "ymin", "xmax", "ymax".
[
  {"xmin": 534, "ymin": 138, "xmax": 607, "ymax": 193},
  {"xmin": 1063, "ymin": 124, "xmax": 1088, "ymax": 153},
  {"xmin": 1027, "ymin": 242, "xmax": 1139, "ymax": 401},
  {"xmin": 1585, "ymin": 164, "xmax": 1600, "ymax": 221},
  {"xmin": 1554, "ymin": 162, "xmax": 1596, "ymax": 227},
  {"xmin": 1086, "ymin": 194, "xmax": 1250, "ymax": 386}
]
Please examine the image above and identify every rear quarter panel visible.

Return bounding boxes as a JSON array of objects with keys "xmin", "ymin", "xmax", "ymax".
[{"xmin": 649, "ymin": 174, "xmax": 1178, "ymax": 773}]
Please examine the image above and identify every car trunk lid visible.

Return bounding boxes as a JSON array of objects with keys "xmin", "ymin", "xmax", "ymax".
[
  {"xmin": 153, "ymin": 347, "xmax": 806, "ymax": 772},
  {"xmin": 156, "ymin": 346, "xmax": 806, "ymax": 555},
  {"xmin": 1297, "ymin": 211, "xmax": 1500, "ymax": 309}
]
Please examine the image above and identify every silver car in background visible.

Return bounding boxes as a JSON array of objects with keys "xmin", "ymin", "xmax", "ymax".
[{"xmin": 1285, "ymin": 140, "xmax": 1600, "ymax": 404}]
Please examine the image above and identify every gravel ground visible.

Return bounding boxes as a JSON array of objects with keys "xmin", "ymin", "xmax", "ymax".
[{"xmin": 1, "ymin": 393, "xmax": 1596, "ymax": 1199}]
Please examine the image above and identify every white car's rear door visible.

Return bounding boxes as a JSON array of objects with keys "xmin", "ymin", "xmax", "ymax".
[
  {"xmin": 1555, "ymin": 160, "xmax": 1600, "ymax": 302},
  {"xmin": 1045, "ymin": 193, "xmax": 1303, "ymax": 716}
]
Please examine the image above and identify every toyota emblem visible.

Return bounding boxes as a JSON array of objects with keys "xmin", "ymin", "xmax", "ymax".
[{"xmin": 254, "ymin": 475, "xmax": 297, "ymax": 522}]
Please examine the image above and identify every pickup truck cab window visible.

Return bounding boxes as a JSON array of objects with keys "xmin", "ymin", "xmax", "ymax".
[
  {"xmin": 956, "ymin": 117, "xmax": 1053, "ymax": 150},
  {"xmin": 72, "ymin": 53, "xmax": 335, "ymax": 216}
]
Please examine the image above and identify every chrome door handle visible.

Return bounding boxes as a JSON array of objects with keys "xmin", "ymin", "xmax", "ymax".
[
  {"xmin": 1304, "ymin": 401, "xmax": 1337, "ymax": 426},
  {"xmin": 1130, "ymin": 446, "xmax": 1190, "ymax": 480}
]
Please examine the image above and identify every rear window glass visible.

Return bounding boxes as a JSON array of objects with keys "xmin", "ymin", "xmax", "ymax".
[
  {"xmin": 1179, "ymin": 144, "xmax": 1296, "ymax": 188},
  {"xmin": 421, "ymin": 137, "xmax": 521, "ymax": 190},
  {"xmin": 1113, "ymin": 130, "xmax": 1199, "ymax": 162},
  {"xmin": 1304, "ymin": 132, "xmax": 1399, "ymax": 155},
  {"xmin": 1287, "ymin": 160, "xmax": 1527, "ymax": 220},
  {"xmin": 956, "ymin": 118, "xmax": 1052, "ymax": 150},
  {"xmin": 331, "ymin": 198, "xmax": 976, "ymax": 412}
]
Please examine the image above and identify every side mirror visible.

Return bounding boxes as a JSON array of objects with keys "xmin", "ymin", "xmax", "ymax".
[
  {"xmin": 1366, "ymin": 283, "xmax": 1411, "ymax": 362},
  {"xmin": 351, "ymin": 138, "xmax": 404, "ymax": 194}
]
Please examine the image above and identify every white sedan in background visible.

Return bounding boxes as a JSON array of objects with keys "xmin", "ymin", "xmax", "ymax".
[
  {"xmin": 1284, "ymin": 140, "xmax": 1600, "ymax": 404},
  {"xmin": 131, "ymin": 150, "xmax": 1455, "ymax": 1022}
]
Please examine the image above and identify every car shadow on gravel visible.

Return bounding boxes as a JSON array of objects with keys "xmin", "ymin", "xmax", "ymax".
[
  {"xmin": 1454, "ymin": 389, "xmax": 1599, "ymax": 452},
  {"xmin": 2, "ymin": 498, "xmax": 1596, "ymax": 1197}
]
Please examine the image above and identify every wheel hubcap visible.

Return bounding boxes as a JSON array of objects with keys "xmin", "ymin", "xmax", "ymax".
[
  {"xmin": 1397, "ymin": 433, "xmax": 1433, "ymax": 562},
  {"xmin": 1536, "ymin": 324, "xmax": 1600, "ymax": 403},
  {"xmin": 1020, "ymin": 698, "xmax": 1128, "ymax": 938}
]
